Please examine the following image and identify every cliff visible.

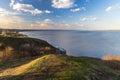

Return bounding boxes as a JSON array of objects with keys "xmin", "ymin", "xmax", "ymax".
[{"xmin": 0, "ymin": 36, "xmax": 65, "ymax": 63}]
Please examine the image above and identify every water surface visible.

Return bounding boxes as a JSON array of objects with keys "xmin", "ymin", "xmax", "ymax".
[{"xmin": 21, "ymin": 30, "xmax": 120, "ymax": 58}]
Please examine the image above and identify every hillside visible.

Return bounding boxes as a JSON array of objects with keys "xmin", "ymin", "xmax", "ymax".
[
  {"xmin": 0, "ymin": 54, "xmax": 120, "ymax": 80},
  {"xmin": 0, "ymin": 36, "xmax": 64, "ymax": 63}
]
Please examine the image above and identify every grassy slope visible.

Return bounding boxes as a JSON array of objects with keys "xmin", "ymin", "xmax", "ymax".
[{"xmin": 0, "ymin": 54, "xmax": 120, "ymax": 80}]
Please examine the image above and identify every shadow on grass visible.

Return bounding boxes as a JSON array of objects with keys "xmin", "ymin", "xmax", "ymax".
[
  {"xmin": 0, "ymin": 56, "xmax": 39, "ymax": 71},
  {"xmin": 0, "ymin": 75, "xmax": 25, "ymax": 80}
]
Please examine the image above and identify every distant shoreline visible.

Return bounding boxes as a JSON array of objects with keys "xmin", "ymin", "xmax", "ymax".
[{"xmin": 2, "ymin": 29, "xmax": 120, "ymax": 32}]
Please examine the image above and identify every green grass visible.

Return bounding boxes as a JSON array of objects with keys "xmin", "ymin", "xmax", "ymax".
[{"xmin": 0, "ymin": 54, "xmax": 120, "ymax": 80}]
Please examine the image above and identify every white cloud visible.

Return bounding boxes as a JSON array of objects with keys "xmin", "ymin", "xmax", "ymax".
[
  {"xmin": 12, "ymin": 3, "xmax": 43, "ymax": 15},
  {"xmin": 44, "ymin": 10, "xmax": 53, "ymax": 13},
  {"xmin": 10, "ymin": 0, "xmax": 53, "ymax": 15},
  {"xmin": 106, "ymin": 4, "xmax": 120, "ymax": 12},
  {"xmin": 52, "ymin": 0, "xmax": 75, "ymax": 8},
  {"xmin": 106, "ymin": 6, "xmax": 113, "ymax": 12},
  {"xmin": 70, "ymin": 7, "xmax": 86, "ymax": 12},
  {"xmin": 10, "ymin": 0, "xmax": 15, "ymax": 7},
  {"xmin": 70, "ymin": 8, "xmax": 80, "ymax": 12},
  {"xmin": 80, "ymin": 16, "xmax": 98, "ymax": 21}
]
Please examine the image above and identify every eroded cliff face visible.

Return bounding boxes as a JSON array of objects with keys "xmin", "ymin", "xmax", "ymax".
[{"xmin": 0, "ymin": 37, "xmax": 66, "ymax": 63}]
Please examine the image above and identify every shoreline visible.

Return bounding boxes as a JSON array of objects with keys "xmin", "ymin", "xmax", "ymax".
[{"xmin": 1, "ymin": 29, "xmax": 120, "ymax": 60}]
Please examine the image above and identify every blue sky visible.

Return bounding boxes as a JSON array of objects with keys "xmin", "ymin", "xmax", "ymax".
[{"xmin": 0, "ymin": 0, "xmax": 120, "ymax": 30}]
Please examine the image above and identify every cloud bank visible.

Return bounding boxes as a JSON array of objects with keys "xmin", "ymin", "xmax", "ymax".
[
  {"xmin": 13, "ymin": 3, "xmax": 43, "ymax": 14},
  {"xmin": 10, "ymin": 0, "xmax": 52, "ymax": 15}
]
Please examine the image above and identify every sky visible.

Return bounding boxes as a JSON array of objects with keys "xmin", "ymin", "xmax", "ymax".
[{"xmin": 0, "ymin": 0, "xmax": 120, "ymax": 30}]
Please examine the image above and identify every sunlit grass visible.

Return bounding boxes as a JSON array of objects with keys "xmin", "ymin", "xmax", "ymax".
[
  {"xmin": 0, "ymin": 54, "xmax": 120, "ymax": 80},
  {"xmin": 0, "ymin": 55, "xmax": 49, "ymax": 76}
]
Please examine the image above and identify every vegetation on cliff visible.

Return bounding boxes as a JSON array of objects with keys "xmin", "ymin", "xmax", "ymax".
[{"xmin": 0, "ymin": 36, "xmax": 64, "ymax": 63}]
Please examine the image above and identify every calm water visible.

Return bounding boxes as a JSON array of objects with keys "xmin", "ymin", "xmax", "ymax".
[{"xmin": 21, "ymin": 30, "xmax": 120, "ymax": 58}]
